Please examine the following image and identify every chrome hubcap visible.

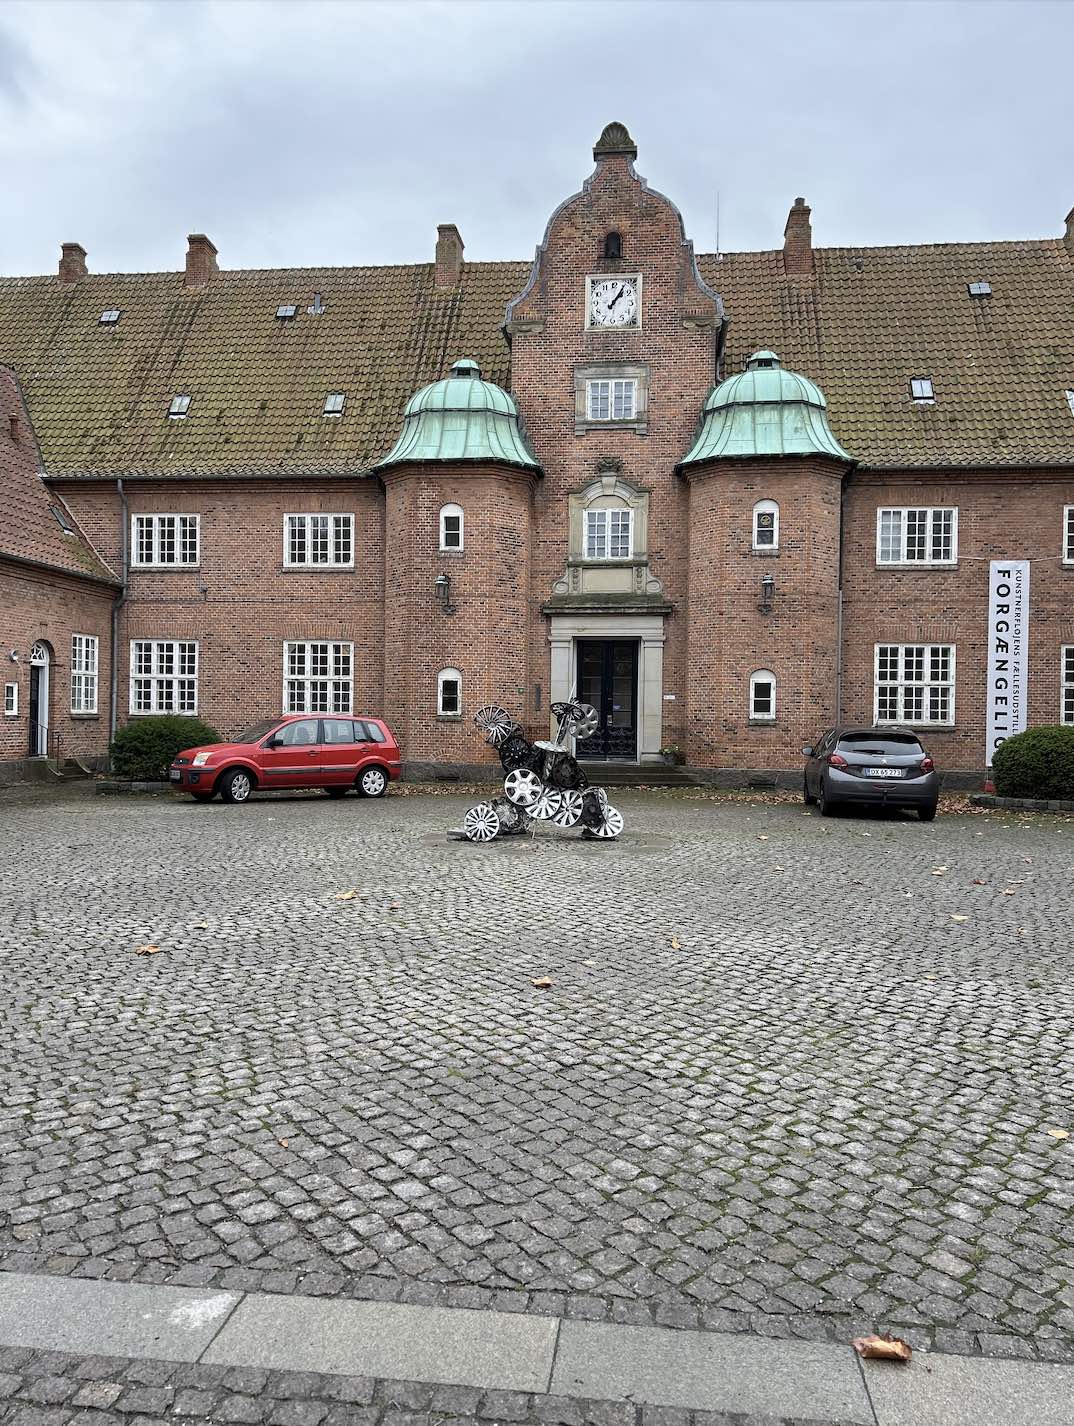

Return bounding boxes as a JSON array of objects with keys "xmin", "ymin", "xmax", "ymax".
[
  {"xmin": 363, "ymin": 770, "xmax": 386, "ymax": 795},
  {"xmin": 232, "ymin": 774, "xmax": 251, "ymax": 800}
]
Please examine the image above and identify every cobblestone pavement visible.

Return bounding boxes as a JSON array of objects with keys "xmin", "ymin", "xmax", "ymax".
[
  {"xmin": 2, "ymin": 785, "xmax": 1073, "ymax": 1361},
  {"xmin": 0, "ymin": 1343, "xmax": 840, "ymax": 1426}
]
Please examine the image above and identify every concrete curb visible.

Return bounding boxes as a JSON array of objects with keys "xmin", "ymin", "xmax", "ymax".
[
  {"xmin": 4, "ymin": 1270, "xmax": 1074, "ymax": 1425},
  {"xmin": 970, "ymin": 793, "xmax": 1074, "ymax": 813}
]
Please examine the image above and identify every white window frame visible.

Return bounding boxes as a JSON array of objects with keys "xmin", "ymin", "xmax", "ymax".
[
  {"xmin": 439, "ymin": 503, "xmax": 464, "ymax": 552},
  {"xmin": 129, "ymin": 640, "xmax": 198, "ymax": 715},
  {"xmin": 1062, "ymin": 646, "xmax": 1074, "ymax": 726},
  {"xmin": 167, "ymin": 395, "xmax": 191, "ymax": 419},
  {"xmin": 585, "ymin": 379, "xmax": 637, "ymax": 422},
  {"xmin": 71, "ymin": 635, "xmax": 99, "ymax": 714},
  {"xmin": 752, "ymin": 499, "xmax": 779, "ymax": 551},
  {"xmin": 1064, "ymin": 505, "xmax": 1074, "ymax": 565},
  {"xmin": 4, "ymin": 682, "xmax": 17, "ymax": 716},
  {"xmin": 322, "ymin": 392, "xmax": 346, "ymax": 416},
  {"xmin": 132, "ymin": 514, "xmax": 200, "ymax": 568},
  {"xmin": 876, "ymin": 507, "xmax": 957, "ymax": 566},
  {"xmin": 584, "ymin": 506, "xmax": 633, "ymax": 560},
  {"xmin": 283, "ymin": 641, "xmax": 353, "ymax": 714},
  {"xmin": 874, "ymin": 643, "xmax": 955, "ymax": 727},
  {"xmin": 909, "ymin": 377, "xmax": 934, "ymax": 403},
  {"xmin": 283, "ymin": 513, "xmax": 355, "ymax": 569},
  {"xmin": 749, "ymin": 669, "xmax": 776, "ymax": 722},
  {"xmin": 437, "ymin": 668, "xmax": 462, "ymax": 717}
]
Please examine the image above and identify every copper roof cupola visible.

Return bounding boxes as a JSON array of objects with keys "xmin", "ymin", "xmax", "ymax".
[{"xmin": 373, "ymin": 359, "xmax": 540, "ymax": 470}]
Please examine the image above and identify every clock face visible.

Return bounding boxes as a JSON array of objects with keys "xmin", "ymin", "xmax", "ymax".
[{"xmin": 588, "ymin": 277, "xmax": 639, "ymax": 328}]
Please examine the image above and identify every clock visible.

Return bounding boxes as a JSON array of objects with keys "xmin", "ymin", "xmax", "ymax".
[{"xmin": 588, "ymin": 276, "xmax": 640, "ymax": 328}]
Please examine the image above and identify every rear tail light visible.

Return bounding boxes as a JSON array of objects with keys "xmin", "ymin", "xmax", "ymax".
[
  {"xmin": 921, "ymin": 757, "xmax": 935, "ymax": 773},
  {"xmin": 827, "ymin": 753, "xmax": 848, "ymax": 769}
]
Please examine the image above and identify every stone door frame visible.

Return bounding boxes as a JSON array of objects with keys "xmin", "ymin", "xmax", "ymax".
[{"xmin": 548, "ymin": 612, "xmax": 665, "ymax": 763}]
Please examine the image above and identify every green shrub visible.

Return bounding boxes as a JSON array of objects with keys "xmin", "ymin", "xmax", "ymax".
[
  {"xmin": 110, "ymin": 715, "xmax": 219, "ymax": 781},
  {"xmin": 991, "ymin": 725, "xmax": 1074, "ymax": 799}
]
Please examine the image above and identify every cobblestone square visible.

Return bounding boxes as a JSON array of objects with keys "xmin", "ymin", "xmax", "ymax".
[{"xmin": 2, "ymin": 786, "xmax": 1072, "ymax": 1358}]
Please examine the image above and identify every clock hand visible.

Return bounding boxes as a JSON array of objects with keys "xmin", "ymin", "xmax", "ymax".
[{"xmin": 607, "ymin": 286, "xmax": 623, "ymax": 309}]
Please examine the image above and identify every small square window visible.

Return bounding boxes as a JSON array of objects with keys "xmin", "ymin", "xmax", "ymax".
[
  {"xmin": 910, "ymin": 377, "xmax": 934, "ymax": 403},
  {"xmin": 49, "ymin": 503, "xmax": 76, "ymax": 534},
  {"xmin": 323, "ymin": 393, "xmax": 345, "ymax": 416},
  {"xmin": 4, "ymin": 682, "xmax": 17, "ymax": 716},
  {"xmin": 966, "ymin": 282, "xmax": 992, "ymax": 297},
  {"xmin": 168, "ymin": 395, "xmax": 192, "ymax": 419},
  {"xmin": 276, "ymin": 304, "xmax": 297, "ymax": 319},
  {"xmin": 99, "ymin": 309, "xmax": 121, "ymax": 325},
  {"xmin": 1066, "ymin": 391, "xmax": 1074, "ymax": 419}
]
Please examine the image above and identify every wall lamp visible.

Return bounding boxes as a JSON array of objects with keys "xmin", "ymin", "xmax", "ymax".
[
  {"xmin": 434, "ymin": 572, "xmax": 456, "ymax": 615},
  {"xmin": 8, "ymin": 650, "xmax": 19, "ymax": 663},
  {"xmin": 759, "ymin": 573, "xmax": 775, "ymax": 613}
]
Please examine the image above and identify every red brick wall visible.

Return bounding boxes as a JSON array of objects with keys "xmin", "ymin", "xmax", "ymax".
[
  {"xmin": 0, "ymin": 561, "xmax": 113, "ymax": 762},
  {"xmin": 842, "ymin": 470, "xmax": 1074, "ymax": 772}
]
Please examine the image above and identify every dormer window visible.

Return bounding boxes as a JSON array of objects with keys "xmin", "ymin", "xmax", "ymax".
[
  {"xmin": 99, "ymin": 310, "xmax": 121, "ymax": 325},
  {"xmin": 50, "ymin": 503, "xmax": 76, "ymax": 534},
  {"xmin": 603, "ymin": 231, "xmax": 622, "ymax": 260},
  {"xmin": 323, "ymin": 393, "xmax": 345, "ymax": 416},
  {"xmin": 910, "ymin": 377, "xmax": 935, "ymax": 404},
  {"xmin": 167, "ymin": 395, "xmax": 191, "ymax": 419}
]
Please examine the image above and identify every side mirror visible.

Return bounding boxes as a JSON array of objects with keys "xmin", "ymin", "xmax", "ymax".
[
  {"xmin": 801, "ymin": 746, "xmax": 814, "ymax": 757},
  {"xmin": 264, "ymin": 736, "xmax": 282, "ymax": 749}
]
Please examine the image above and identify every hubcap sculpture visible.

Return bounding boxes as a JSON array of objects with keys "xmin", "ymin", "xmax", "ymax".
[{"xmin": 453, "ymin": 701, "xmax": 624, "ymax": 843}]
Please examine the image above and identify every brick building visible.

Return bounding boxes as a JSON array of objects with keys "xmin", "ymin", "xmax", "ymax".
[{"xmin": 1, "ymin": 123, "xmax": 1072, "ymax": 782}]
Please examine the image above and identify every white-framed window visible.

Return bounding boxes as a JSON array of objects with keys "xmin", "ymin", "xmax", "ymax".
[
  {"xmin": 133, "ymin": 514, "xmax": 200, "ymax": 567},
  {"xmin": 1064, "ymin": 505, "xmax": 1074, "ymax": 564},
  {"xmin": 284, "ymin": 641, "xmax": 353, "ymax": 714},
  {"xmin": 3, "ymin": 682, "xmax": 17, "ymax": 716},
  {"xmin": 284, "ymin": 514, "xmax": 354, "ymax": 568},
  {"xmin": 586, "ymin": 379, "xmax": 636, "ymax": 422},
  {"xmin": 753, "ymin": 499, "xmax": 779, "ymax": 550},
  {"xmin": 71, "ymin": 635, "xmax": 99, "ymax": 714},
  {"xmin": 910, "ymin": 377, "xmax": 935, "ymax": 403},
  {"xmin": 585, "ymin": 507, "xmax": 633, "ymax": 559},
  {"xmin": 1062, "ymin": 646, "xmax": 1074, "ymax": 726},
  {"xmin": 875, "ymin": 644, "xmax": 955, "ymax": 726},
  {"xmin": 749, "ymin": 669, "xmax": 776, "ymax": 722},
  {"xmin": 439, "ymin": 503, "xmax": 464, "ymax": 552},
  {"xmin": 438, "ymin": 668, "xmax": 462, "ymax": 716},
  {"xmin": 876, "ymin": 507, "xmax": 957, "ymax": 565},
  {"xmin": 323, "ymin": 392, "xmax": 345, "ymax": 416},
  {"xmin": 130, "ymin": 640, "xmax": 198, "ymax": 715}
]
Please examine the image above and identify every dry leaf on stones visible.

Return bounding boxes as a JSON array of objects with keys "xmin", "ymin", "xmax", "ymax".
[
  {"xmin": 950, "ymin": 914, "xmax": 969, "ymax": 923},
  {"xmin": 853, "ymin": 1335, "xmax": 912, "ymax": 1363},
  {"xmin": 335, "ymin": 891, "xmax": 358, "ymax": 901},
  {"xmin": 531, "ymin": 977, "xmax": 553, "ymax": 989},
  {"xmin": 134, "ymin": 944, "xmax": 161, "ymax": 955},
  {"xmin": 671, "ymin": 938, "xmax": 681, "ymax": 950},
  {"xmin": 1046, "ymin": 1128, "xmax": 1070, "ymax": 1141}
]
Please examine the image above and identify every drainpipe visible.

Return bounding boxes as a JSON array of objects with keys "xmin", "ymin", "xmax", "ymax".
[
  {"xmin": 109, "ymin": 479, "xmax": 129, "ymax": 743},
  {"xmin": 834, "ymin": 468, "xmax": 852, "ymax": 725}
]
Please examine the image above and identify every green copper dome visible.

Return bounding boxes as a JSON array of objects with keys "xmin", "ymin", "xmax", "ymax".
[
  {"xmin": 680, "ymin": 351, "xmax": 852, "ymax": 465},
  {"xmin": 374, "ymin": 359, "xmax": 539, "ymax": 470}
]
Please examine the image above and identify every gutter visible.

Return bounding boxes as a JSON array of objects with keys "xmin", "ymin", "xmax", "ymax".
[
  {"xmin": 834, "ymin": 467, "xmax": 853, "ymax": 725},
  {"xmin": 109, "ymin": 479, "xmax": 129, "ymax": 744}
]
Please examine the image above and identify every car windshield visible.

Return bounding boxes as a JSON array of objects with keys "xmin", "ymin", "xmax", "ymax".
[
  {"xmin": 838, "ymin": 732, "xmax": 923, "ymax": 755},
  {"xmin": 236, "ymin": 718, "xmax": 281, "ymax": 743}
]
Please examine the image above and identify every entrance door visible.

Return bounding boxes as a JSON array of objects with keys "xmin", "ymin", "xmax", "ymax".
[
  {"xmin": 28, "ymin": 641, "xmax": 50, "ymax": 757},
  {"xmin": 576, "ymin": 640, "xmax": 638, "ymax": 760}
]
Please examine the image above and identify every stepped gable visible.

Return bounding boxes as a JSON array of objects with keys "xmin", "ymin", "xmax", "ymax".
[{"xmin": 0, "ymin": 365, "xmax": 116, "ymax": 583}]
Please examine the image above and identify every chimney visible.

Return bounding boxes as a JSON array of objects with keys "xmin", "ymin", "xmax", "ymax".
[
  {"xmin": 58, "ymin": 242, "xmax": 87, "ymax": 283},
  {"xmin": 185, "ymin": 233, "xmax": 218, "ymax": 288},
  {"xmin": 1064, "ymin": 204, "xmax": 1074, "ymax": 257},
  {"xmin": 783, "ymin": 197, "xmax": 813, "ymax": 278},
  {"xmin": 435, "ymin": 224, "xmax": 464, "ymax": 289}
]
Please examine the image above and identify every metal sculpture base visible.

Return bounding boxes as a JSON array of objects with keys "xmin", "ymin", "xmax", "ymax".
[{"xmin": 456, "ymin": 702, "xmax": 624, "ymax": 843}]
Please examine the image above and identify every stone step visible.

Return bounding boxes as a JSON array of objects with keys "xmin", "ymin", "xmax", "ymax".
[{"xmin": 579, "ymin": 762, "xmax": 697, "ymax": 787}]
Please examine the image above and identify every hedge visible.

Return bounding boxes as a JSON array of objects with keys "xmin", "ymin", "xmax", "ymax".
[
  {"xmin": 991, "ymin": 725, "xmax": 1074, "ymax": 800},
  {"xmin": 110, "ymin": 715, "xmax": 219, "ymax": 781}
]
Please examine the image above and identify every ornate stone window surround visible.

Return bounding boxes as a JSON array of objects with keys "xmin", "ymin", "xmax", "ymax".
[
  {"xmin": 574, "ymin": 363, "xmax": 649, "ymax": 435},
  {"xmin": 566, "ymin": 473, "xmax": 649, "ymax": 567}
]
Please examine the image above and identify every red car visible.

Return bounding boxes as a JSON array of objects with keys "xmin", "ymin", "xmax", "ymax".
[{"xmin": 170, "ymin": 714, "xmax": 401, "ymax": 804}]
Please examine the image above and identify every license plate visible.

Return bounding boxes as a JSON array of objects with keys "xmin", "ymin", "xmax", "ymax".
[
  {"xmin": 865, "ymin": 767, "xmax": 901, "ymax": 778},
  {"xmin": 169, "ymin": 769, "xmax": 182, "ymax": 781}
]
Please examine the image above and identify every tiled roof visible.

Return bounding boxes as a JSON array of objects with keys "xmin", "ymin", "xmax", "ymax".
[
  {"xmin": 0, "ymin": 233, "xmax": 1071, "ymax": 477},
  {"xmin": 0, "ymin": 366, "xmax": 117, "ymax": 583}
]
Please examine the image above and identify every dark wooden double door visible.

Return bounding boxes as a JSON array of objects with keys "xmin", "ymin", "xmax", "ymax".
[{"xmin": 576, "ymin": 640, "xmax": 638, "ymax": 761}]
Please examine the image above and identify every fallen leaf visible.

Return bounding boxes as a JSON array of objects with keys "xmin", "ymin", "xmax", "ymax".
[
  {"xmin": 931, "ymin": 866, "xmax": 948, "ymax": 876},
  {"xmin": 335, "ymin": 891, "xmax": 358, "ymax": 901},
  {"xmin": 853, "ymin": 1334, "xmax": 912, "ymax": 1363},
  {"xmin": 1046, "ymin": 1128, "xmax": 1070, "ymax": 1141},
  {"xmin": 531, "ymin": 977, "xmax": 553, "ymax": 989},
  {"xmin": 1002, "ymin": 889, "xmax": 1016, "ymax": 895},
  {"xmin": 774, "ymin": 864, "xmax": 785, "ymax": 871},
  {"xmin": 670, "ymin": 938, "xmax": 681, "ymax": 950},
  {"xmin": 583, "ymin": 959, "xmax": 596, "ymax": 967},
  {"xmin": 278, "ymin": 1138, "xmax": 289, "ymax": 1148},
  {"xmin": 950, "ymin": 914, "xmax": 969, "ymax": 923},
  {"xmin": 193, "ymin": 921, "xmax": 209, "ymax": 929},
  {"xmin": 134, "ymin": 943, "xmax": 161, "ymax": 955},
  {"xmin": 971, "ymin": 879, "xmax": 986, "ymax": 886},
  {"xmin": 389, "ymin": 903, "xmax": 401, "ymax": 911},
  {"xmin": 757, "ymin": 835, "xmax": 768, "ymax": 842}
]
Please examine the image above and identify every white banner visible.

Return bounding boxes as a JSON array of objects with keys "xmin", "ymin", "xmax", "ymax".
[{"xmin": 985, "ymin": 559, "xmax": 1030, "ymax": 767}]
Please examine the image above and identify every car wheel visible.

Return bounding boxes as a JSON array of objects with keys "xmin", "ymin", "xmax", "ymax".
[
  {"xmin": 918, "ymin": 803, "xmax": 938, "ymax": 822},
  {"xmin": 191, "ymin": 791, "xmax": 214, "ymax": 803},
  {"xmin": 325, "ymin": 787, "xmax": 348, "ymax": 799},
  {"xmin": 803, "ymin": 777, "xmax": 817, "ymax": 806},
  {"xmin": 219, "ymin": 769, "xmax": 253, "ymax": 804},
  {"xmin": 818, "ymin": 787, "xmax": 837, "ymax": 817},
  {"xmin": 357, "ymin": 767, "xmax": 388, "ymax": 798}
]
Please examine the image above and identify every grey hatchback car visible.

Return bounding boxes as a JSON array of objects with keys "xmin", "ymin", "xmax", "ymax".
[{"xmin": 802, "ymin": 726, "xmax": 940, "ymax": 820}]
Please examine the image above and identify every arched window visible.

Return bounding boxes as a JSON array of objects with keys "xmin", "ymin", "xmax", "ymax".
[
  {"xmin": 749, "ymin": 669, "xmax": 776, "ymax": 722},
  {"xmin": 603, "ymin": 231, "xmax": 622, "ymax": 260},
  {"xmin": 753, "ymin": 499, "xmax": 779, "ymax": 550},
  {"xmin": 437, "ymin": 668, "xmax": 462, "ymax": 717},
  {"xmin": 439, "ymin": 503, "xmax": 464, "ymax": 552}
]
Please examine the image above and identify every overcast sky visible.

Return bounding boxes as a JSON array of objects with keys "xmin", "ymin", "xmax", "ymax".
[{"xmin": 1, "ymin": 0, "xmax": 1071, "ymax": 277}]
